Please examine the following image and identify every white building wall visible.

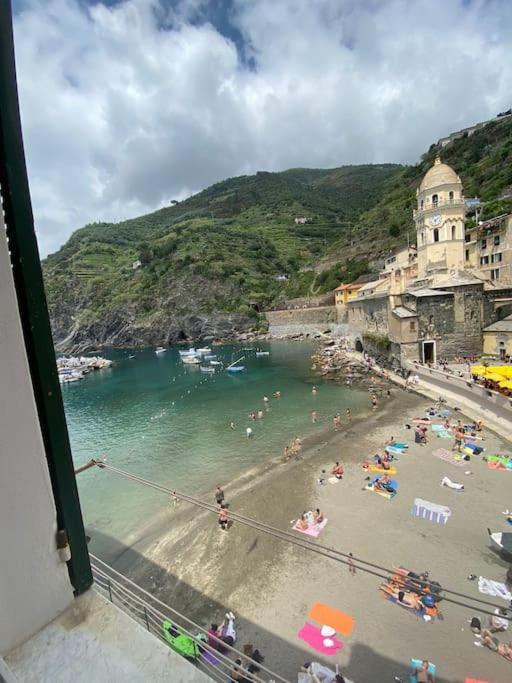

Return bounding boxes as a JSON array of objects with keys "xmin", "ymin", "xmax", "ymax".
[{"xmin": 0, "ymin": 214, "xmax": 74, "ymax": 654}]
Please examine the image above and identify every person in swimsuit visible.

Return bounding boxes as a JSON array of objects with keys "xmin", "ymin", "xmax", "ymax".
[
  {"xmin": 313, "ymin": 508, "xmax": 324, "ymax": 524},
  {"xmin": 413, "ymin": 660, "xmax": 435, "ymax": 682},
  {"xmin": 297, "ymin": 514, "xmax": 309, "ymax": 530},
  {"xmin": 218, "ymin": 504, "xmax": 229, "ymax": 530},
  {"xmin": 332, "ymin": 462, "xmax": 344, "ymax": 479}
]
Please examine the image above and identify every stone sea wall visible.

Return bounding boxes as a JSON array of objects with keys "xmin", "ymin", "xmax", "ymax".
[{"xmin": 265, "ymin": 305, "xmax": 341, "ymax": 337}]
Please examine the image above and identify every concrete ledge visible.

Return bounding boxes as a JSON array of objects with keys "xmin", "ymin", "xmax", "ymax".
[{"xmin": 5, "ymin": 591, "xmax": 212, "ymax": 683}]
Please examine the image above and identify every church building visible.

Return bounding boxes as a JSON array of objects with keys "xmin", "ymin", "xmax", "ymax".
[{"xmin": 344, "ymin": 157, "xmax": 512, "ymax": 364}]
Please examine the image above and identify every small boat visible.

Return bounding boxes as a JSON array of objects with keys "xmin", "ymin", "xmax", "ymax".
[
  {"xmin": 128, "ymin": 355, "xmax": 136, "ymax": 359},
  {"xmin": 196, "ymin": 347, "xmax": 212, "ymax": 355},
  {"xmin": 242, "ymin": 347, "xmax": 255, "ymax": 352},
  {"xmin": 200, "ymin": 366, "xmax": 216, "ymax": 373},
  {"xmin": 155, "ymin": 347, "xmax": 167, "ymax": 355},
  {"xmin": 204, "ymin": 354, "xmax": 217, "ymax": 360},
  {"xmin": 210, "ymin": 360, "xmax": 222, "ymax": 366},
  {"xmin": 179, "ymin": 348, "xmax": 197, "ymax": 357},
  {"xmin": 255, "ymin": 351, "xmax": 270, "ymax": 357},
  {"xmin": 182, "ymin": 356, "xmax": 200, "ymax": 364},
  {"xmin": 227, "ymin": 365, "xmax": 245, "ymax": 373}
]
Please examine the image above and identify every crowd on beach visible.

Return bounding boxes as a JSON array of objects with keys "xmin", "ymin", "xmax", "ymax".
[{"xmin": 199, "ymin": 342, "xmax": 512, "ymax": 681}]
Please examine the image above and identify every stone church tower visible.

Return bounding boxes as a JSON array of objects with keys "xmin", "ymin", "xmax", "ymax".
[{"xmin": 414, "ymin": 157, "xmax": 465, "ymax": 280}]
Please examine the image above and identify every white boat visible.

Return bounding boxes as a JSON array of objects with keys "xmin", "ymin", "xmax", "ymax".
[
  {"xmin": 179, "ymin": 348, "xmax": 197, "ymax": 357},
  {"xmin": 200, "ymin": 366, "xmax": 216, "ymax": 373},
  {"xmin": 256, "ymin": 351, "xmax": 270, "ymax": 357},
  {"xmin": 182, "ymin": 356, "xmax": 200, "ymax": 364},
  {"xmin": 196, "ymin": 347, "xmax": 212, "ymax": 355},
  {"xmin": 155, "ymin": 347, "xmax": 167, "ymax": 355},
  {"xmin": 210, "ymin": 360, "xmax": 222, "ymax": 366}
]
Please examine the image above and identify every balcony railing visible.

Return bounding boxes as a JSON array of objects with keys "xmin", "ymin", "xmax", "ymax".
[{"xmin": 414, "ymin": 197, "xmax": 465, "ymax": 219}]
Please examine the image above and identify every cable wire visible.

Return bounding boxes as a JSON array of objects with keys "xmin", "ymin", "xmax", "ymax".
[{"xmin": 90, "ymin": 460, "xmax": 511, "ymax": 619}]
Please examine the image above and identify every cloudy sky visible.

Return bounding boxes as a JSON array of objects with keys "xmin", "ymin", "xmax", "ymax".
[{"xmin": 12, "ymin": 0, "xmax": 512, "ymax": 256}]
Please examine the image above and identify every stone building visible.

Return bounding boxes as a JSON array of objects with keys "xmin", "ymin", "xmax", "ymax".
[{"xmin": 344, "ymin": 157, "xmax": 512, "ymax": 364}]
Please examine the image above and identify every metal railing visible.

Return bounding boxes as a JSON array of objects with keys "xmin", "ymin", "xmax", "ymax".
[{"xmin": 90, "ymin": 555, "xmax": 286, "ymax": 683}]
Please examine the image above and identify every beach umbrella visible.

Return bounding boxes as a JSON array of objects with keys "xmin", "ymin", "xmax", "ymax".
[
  {"xmin": 470, "ymin": 365, "xmax": 486, "ymax": 376},
  {"xmin": 492, "ymin": 366, "xmax": 512, "ymax": 378},
  {"xmin": 498, "ymin": 379, "xmax": 512, "ymax": 389},
  {"xmin": 483, "ymin": 372, "xmax": 505, "ymax": 382}
]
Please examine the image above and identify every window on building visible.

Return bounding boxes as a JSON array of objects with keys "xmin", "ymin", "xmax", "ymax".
[
  {"xmin": 409, "ymin": 320, "xmax": 416, "ymax": 331},
  {"xmin": 494, "ymin": 234, "xmax": 501, "ymax": 246},
  {"xmin": 433, "ymin": 228, "xmax": 439, "ymax": 242},
  {"xmin": 465, "ymin": 232, "xmax": 471, "ymax": 242},
  {"xmin": 481, "ymin": 238, "xmax": 487, "ymax": 249},
  {"xmin": 491, "ymin": 268, "xmax": 500, "ymax": 280},
  {"xmin": 420, "ymin": 199, "xmax": 424, "ymax": 210},
  {"xmin": 492, "ymin": 253, "xmax": 503, "ymax": 263},
  {"xmin": 465, "ymin": 249, "xmax": 469, "ymax": 261},
  {"xmin": 432, "ymin": 194, "xmax": 438, "ymax": 207},
  {"xmin": 451, "ymin": 225, "xmax": 456, "ymax": 240},
  {"xmin": 449, "ymin": 191, "xmax": 454, "ymax": 202},
  {"xmin": 480, "ymin": 255, "xmax": 489, "ymax": 265}
]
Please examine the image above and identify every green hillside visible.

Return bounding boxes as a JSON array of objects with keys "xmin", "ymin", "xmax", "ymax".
[
  {"xmin": 43, "ymin": 115, "xmax": 512, "ymax": 350},
  {"xmin": 43, "ymin": 164, "xmax": 400, "ymax": 349},
  {"xmin": 318, "ymin": 115, "xmax": 512, "ymax": 273}
]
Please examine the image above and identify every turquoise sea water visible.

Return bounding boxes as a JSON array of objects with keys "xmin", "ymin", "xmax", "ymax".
[{"xmin": 63, "ymin": 341, "xmax": 368, "ymax": 548}]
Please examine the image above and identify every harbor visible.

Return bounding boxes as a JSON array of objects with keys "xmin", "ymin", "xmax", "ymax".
[{"xmin": 57, "ymin": 355, "xmax": 112, "ymax": 383}]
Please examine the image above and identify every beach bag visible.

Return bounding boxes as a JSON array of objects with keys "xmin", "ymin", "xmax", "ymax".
[{"xmin": 470, "ymin": 616, "xmax": 481, "ymax": 632}]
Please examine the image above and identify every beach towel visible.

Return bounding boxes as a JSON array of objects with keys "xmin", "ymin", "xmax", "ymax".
[
  {"xmin": 386, "ymin": 446, "xmax": 405, "ymax": 456},
  {"xmin": 432, "ymin": 448, "xmax": 464, "ymax": 467},
  {"xmin": 297, "ymin": 623, "xmax": 343, "ymax": 655},
  {"xmin": 365, "ymin": 484, "xmax": 396, "ymax": 500},
  {"xmin": 368, "ymin": 465, "xmax": 397, "ymax": 475},
  {"xmin": 431, "ymin": 424, "xmax": 446, "ymax": 432},
  {"xmin": 201, "ymin": 650, "xmax": 220, "ymax": 666},
  {"xmin": 327, "ymin": 476, "xmax": 340, "ymax": 484},
  {"xmin": 308, "ymin": 603, "xmax": 354, "ymax": 636},
  {"xmin": 412, "ymin": 498, "xmax": 451, "ymax": 524},
  {"xmin": 393, "ymin": 442, "xmax": 408, "ymax": 449},
  {"xmin": 485, "ymin": 455, "xmax": 512, "ymax": 470},
  {"xmin": 465, "ymin": 679, "xmax": 491, "ymax": 683},
  {"xmin": 478, "ymin": 577, "xmax": 512, "ymax": 601},
  {"xmin": 293, "ymin": 518, "xmax": 328, "ymax": 537},
  {"xmin": 435, "ymin": 429, "xmax": 452, "ymax": 439}
]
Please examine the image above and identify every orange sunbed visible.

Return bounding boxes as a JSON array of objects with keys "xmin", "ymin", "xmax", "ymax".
[{"xmin": 308, "ymin": 602, "xmax": 354, "ymax": 635}]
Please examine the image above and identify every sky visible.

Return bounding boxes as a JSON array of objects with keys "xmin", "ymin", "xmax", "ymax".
[{"xmin": 11, "ymin": 0, "xmax": 512, "ymax": 257}]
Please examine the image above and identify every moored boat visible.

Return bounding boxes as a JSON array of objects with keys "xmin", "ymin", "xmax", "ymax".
[{"xmin": 155, "ymin": 347, "xmax": 167, "ymax": 355}]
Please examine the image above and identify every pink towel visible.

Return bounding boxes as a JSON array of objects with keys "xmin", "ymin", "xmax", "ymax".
[
  {"xmin": 298, "ymin": 622, "xmax": 343, "ymax": 655},
  {"xmin": 292, "ymin": 518, "xmax": 328, "ymax": 537}
]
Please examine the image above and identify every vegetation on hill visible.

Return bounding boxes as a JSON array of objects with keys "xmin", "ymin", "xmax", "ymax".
[
  {"xmin": 43, "ymin": 164, "xmax": 400, "ymax": 348},
  {"xmin": 43, "ymin": 115, "xmax": 512, "ymax": 348},
  {"xmin": 321, "ymin": 115, "xmax": 512, "ymax": 271}
]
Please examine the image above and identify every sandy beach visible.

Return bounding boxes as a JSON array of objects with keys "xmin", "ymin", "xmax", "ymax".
[{"xmin": 96, "ymin": 381, "xmax": 512, "ymax": 683}]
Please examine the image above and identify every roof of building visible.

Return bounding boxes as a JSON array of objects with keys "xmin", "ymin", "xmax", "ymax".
[
  {"xmin": 334, "ymin": 283, "xmax": 363, "ymax": 291},
  {"xmin": 419, "ymin": 157, "xmax": 461, "ymax": 192},
  {"xmin": 407, "ymin": 288, "xmax": 453, "ymax": 298},
  {"xmin": 392, "ymin": 306, "xmax": 417, "ymax": 318},
  {"xmin": 483, "ymin": 315, "xmax": 512, "ymax": 333},
  {"xmin": 358, "ymin": 279, "xmax": 387, "ymax": 293},
  {"xmin": 431, "ymin": 273, "xmax": 484, "ymax": 288}
]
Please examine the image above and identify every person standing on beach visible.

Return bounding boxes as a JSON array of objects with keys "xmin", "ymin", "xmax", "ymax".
[
  {"xmin": 229, "ymin": 421, "xmax": 236, "ymax": 430},
  {"xmin": 312, "ymin": 386, "xmax": 318, "ymax": 395},
  {"xmin": 371, "ymin": 394, "xmax": 378, "ymax": 411},
  {"xmin": 311, "ymin": 410, "xmax": 318, "ymax": 423},
  {"xmin": 283, "ymin": 445, "xmax": 291, "ymax": 461},
  {"xmin": 346, "ymin": 408, "xmax": 351, "ymax": 420},
  {"xmin": 348, "ymin": 553, "xmax": 356, "ymax": 575},
  {"xmin": 215, "ymin": 485, "xmax": 225, "ymax": 506},
  {"xmin": 218, "ymin": 504, "xmax": 229, "ymax": 531}
]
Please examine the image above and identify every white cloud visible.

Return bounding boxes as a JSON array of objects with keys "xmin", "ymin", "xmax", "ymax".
[{"xmin": 12, "ymin": 0, "xmax": 512, "ymax": 256}]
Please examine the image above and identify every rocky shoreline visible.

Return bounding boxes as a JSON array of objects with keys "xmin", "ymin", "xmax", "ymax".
[{"xmin": 311, "ymin": 337, "xmax": 392, "ymax": 392}]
